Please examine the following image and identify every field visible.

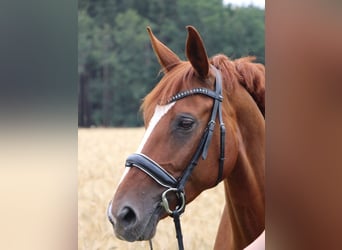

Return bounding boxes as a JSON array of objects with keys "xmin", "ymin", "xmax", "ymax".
[{"xmin": 78, "ymin": 128, "xmax": 225, "ymax": 250}]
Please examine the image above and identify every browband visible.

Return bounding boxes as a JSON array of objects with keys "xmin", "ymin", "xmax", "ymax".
[{"xmin": 167, "ymin": 87, "xmax": 223, "ymax": 103}]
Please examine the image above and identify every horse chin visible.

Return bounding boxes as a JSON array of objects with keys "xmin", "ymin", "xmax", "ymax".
[{"xmin": 115, "ymin": 226, "xmax": 157, "ymax": 242}]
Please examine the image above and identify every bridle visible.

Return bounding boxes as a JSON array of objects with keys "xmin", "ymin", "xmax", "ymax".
[{"xmin": 125, "ymin": 65, "xmax": 226, "ymax": 250}]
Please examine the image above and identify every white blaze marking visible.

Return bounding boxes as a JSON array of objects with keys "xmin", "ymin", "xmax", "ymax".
[
  {"xmin": 136, "ymin": 102, "xmax": 176, "ymax": 153},
  {"xmin": 107, "ymin": 201, "xmax": 116, "ymax": 224},
  {"xmin": 117, "ymin": 102, "xmax": 176, "ymax": 185},
  {"xmin": 118, "ymin": 167, "xmax": 130, "ymax": 185}
]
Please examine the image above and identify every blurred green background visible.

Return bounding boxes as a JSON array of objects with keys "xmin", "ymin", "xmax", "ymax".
[{"xmin": 78, "ymin": 0, "xmax": 264, "ymax": 127}]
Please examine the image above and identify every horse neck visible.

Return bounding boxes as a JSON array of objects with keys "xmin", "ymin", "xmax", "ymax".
[{"xmin": 222, "ymin": 85, "xmax": 265, "ymax": 249}]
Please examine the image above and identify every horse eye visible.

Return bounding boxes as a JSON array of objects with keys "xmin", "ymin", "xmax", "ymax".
[{"xmin": 178, "ymin": 118, "xmax": 194, "ymax": 130}]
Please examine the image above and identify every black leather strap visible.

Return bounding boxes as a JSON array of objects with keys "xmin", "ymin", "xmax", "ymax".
[
  {"xmin": 167, "ymin": 87, "xmax": 223, "ymax": 103},
  {"xmin": 176, "ymin": 66, "xmax": 225, "ymax": 190},
  {"xmin": 125, "ymin": 153, "xmax": 178, "ymax": 188}
]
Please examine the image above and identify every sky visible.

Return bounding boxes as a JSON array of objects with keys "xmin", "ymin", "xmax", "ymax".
[{"xmin": 223, "ymin": 0, "xmax": 265, "ymax": 8}]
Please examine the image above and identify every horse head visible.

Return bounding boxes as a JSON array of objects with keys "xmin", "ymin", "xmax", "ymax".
[{"xmin": 108, "ymin": 26, "xmax": 265, "ymax": 249}]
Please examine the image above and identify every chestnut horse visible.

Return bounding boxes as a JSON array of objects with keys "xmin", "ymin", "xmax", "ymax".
[{"xmin": 108, "ymin": 26, "xmax": 265, "ymax": 250}]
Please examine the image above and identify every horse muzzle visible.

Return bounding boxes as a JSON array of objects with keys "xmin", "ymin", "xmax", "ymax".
[{"xmin": 107, "ymin": 200, "xmax": 161, "ymax": 241}]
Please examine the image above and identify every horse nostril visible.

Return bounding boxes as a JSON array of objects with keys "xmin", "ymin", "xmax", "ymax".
[{"xmin": 118, "ymin": 206, "xmax": 137, "ymax": 227}]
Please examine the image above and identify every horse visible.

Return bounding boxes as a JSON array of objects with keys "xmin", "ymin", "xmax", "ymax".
[{"xmin": 107, "ymin": 26, "xmax": 265, "ymax": 250}]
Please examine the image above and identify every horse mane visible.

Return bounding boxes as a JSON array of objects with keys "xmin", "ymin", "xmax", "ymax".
[
  {"xmin": 211, "ymin": 54, "xmax": 265, "ymax": 117},
  {"xmin": 141, "ymin": 55, "xmax": 265, "ymax": 126}
]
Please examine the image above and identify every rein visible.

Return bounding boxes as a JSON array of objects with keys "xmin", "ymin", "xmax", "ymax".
[{"xmin": 125, "ymin": 66, "xmax": 225, "ymax": 250}]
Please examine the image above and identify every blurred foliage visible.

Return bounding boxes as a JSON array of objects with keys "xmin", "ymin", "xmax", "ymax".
[{"xmin": 78, "ymin": 0, "xmax": 264, "ymax": 127}]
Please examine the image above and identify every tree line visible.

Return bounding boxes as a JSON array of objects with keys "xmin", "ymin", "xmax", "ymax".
[{"xmin": 78, "ymin": 0, "xmax": 264, "ymax": 127}]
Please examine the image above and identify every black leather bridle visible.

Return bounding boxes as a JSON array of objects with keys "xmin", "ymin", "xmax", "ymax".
[{"xmin": 125, "ymin": 65, "xmax": 226, "ymax": 250}]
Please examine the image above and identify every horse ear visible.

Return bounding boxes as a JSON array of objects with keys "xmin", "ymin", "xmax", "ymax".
[
  {"xmin": 147, "ymin": 26, "xmax": 181, "ymax": 72},
  {"xmin": 185, "ymin": 26, "xmax": 209, "ymax": 78}
]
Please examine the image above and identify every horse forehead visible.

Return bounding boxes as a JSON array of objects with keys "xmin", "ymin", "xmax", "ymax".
[
  {"xmin": 137, "ymin": 102, "xmax": 176, "ymax": 153},
  {"xmin": 118, "ymin": 103, "xmax": 176, "ymax": 186}
]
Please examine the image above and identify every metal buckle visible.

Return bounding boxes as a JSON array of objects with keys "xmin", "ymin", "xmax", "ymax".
[{"xmin": 161, "ymin": 188, "xmax": 185, "ymax": 215}]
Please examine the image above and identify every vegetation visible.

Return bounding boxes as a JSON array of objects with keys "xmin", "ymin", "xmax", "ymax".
[{"xmin": 78, "ymin": 0, "xmax": 264, "ymax": 127}]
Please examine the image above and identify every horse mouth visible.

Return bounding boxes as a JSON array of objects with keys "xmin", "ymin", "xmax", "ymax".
[{"xmin": 112, "ymin": 203, "xmax": 164, "ymax": 242}]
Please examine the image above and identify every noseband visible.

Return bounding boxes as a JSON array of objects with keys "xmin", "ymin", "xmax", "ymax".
[{"xmin": 125, "ymin": 66, "xmax": 225, "ymax": 250}]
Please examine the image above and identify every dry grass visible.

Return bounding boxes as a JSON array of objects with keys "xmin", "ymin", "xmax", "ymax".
[{"xmin": 78, "ymin": 128, "xmax": 224, "ymax": 250}]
